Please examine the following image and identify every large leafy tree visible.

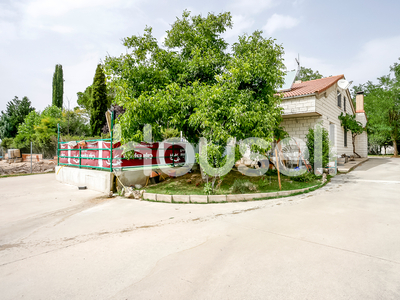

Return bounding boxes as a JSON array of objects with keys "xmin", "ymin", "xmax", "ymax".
[
  {"xmin": 90, "ymin": 64, "xmax": 109, "ymax": 136},
  {"xmin": 77, "ymin": 85, "xmax": 93, "ymax": 113},
  {"xmin": 52, "ymin": 64, "xmax": 64, "ymax": 108},
  {"xmin": 77, "ymin": 84, "xmax": 115, "ymax": 117},
  {"xmin": 0, "ymin": 96, "xmax": 34, "ymax": 139},
  {"xmin": 355, "ymin": 59, "xmax": 400, "ymax": 157},
  {"xmin": 62, "ymin": 108, "xmax": 91, "ymax": 137},
  {"xmin": 12, "ymin": 106, "xmax": 92, "ymax": 157},
  {"xmin": 105, "ymin": 10, "xmax": 285, "ymax": 157},
  {"xmin": 12, "ymin": 110, "xmax": 40, "ymax": 150},
  {"xmin": 295, "ymin": 66, "xmax": 323, "ymax": 82}
]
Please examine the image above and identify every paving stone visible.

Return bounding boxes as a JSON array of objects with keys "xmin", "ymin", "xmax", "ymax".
[
  {"xmin": 172, "ymin": 195, "xmax": 190, "ymax": 203},
  {"xmin": 226, "ymin": 194, "xmax": 245, "ymax": 202},
  {"xmin": 143, "ymin": 193, "xmax": 157, "ymax": 201},
  {"xmin": 242, "ymin": 194, "xmax": 259, "ymax": 201},
  {"xmin": 208, "ymin": 195, "xmax": 227, "ymax": 203},
  {"xmin": 277, "ymin": 191, "xmax": 291, "ymax": 196},
  {"xmin": 190, "ymin": 195, "xmax": 208, "ymax": 203},
  {"xmin": 157, "ymin": 194, "xmax": 172, "ymax": 203}
]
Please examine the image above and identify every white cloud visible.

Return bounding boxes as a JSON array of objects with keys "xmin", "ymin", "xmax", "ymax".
[
  {"xmin": 229, "ymin": 0, "xmax": 277, "ymax": 15},
  {"xmin": 0, "ymin": 21, "xmax": 18, "ymax": 42},
  {"xmin": 284, "ymin": 35, "xmax": 400, "ymax": 88},
  {"xmin": 21, "ymin": 0, "xmax": 123, "ymax": 18},
  {"xmin": 283, "ymin": 50, "xmax": 334, "ymax": 76},
  {"xmin": 48, "ymin": 25, "xmax": 74, "ymax": 34},
  {"xmin": 263, "ymin": 14, "xmax": 300, "ymax": 35},
  {"xmin": 292, "ymin": 0, "xmax": 305, "ymax": 7},
  {"xmin": 343, "ymin": 35, "xmax": 400, "ymax": 84},
  {"xmin": 223, "ymin": 15, "xmax": 255, "ymax": 39}
]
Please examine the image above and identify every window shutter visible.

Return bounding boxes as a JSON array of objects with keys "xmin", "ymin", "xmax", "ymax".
[
  {"xmin": 344, "ymin": 97, "xmax": 346, "ymax": 112},
  {"xmin": 344, "ymin": 128, "xmax": 347, "ymax": 147},
  {"xmin": 337, "ymin": 92, "xmax": 342, "ymax": 108}
]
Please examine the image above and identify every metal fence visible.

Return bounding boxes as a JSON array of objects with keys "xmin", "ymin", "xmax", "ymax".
[{"xmin": 56, "ymin": 115, "xmax": 186, "ymax": 172}]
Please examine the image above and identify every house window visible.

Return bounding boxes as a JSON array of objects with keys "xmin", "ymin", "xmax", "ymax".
[
  {"xmin": 329, "ymin": 123, "xmax": 335, "ymax": 146},
  {"xmin": 344, "ymin": 96, "xmax": 346, "ymax": 112},
  {"xmin": 344, "ymin": 127, "xmax": 347, "ymax": 147},
  {"xmin": 337, "ymin": 91, "xmax": 342, "ymax": 108}
]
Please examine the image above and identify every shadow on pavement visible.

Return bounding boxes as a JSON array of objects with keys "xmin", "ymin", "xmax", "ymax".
[{"xmin": 354, "ymin": 158, "xmax": 392, "ymax": 172}]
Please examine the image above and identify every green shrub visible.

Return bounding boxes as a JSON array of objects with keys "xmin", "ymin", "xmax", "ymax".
[
  {"xmin": 306, "ymin": 125, "xmax": 332, "ymax": 170},
  {"xmin": 232, "ymin": 179, "xmax": 257, "ymax": 194},
  {"xmin": 203, "ymin": 182, "xmax": 213, "ymax": 195},
  {"xmin": 0, "ymin": 137, "xmax": 15, "ymax": 152},
  {"xmin": 257, "ymin": 177, "xmax": 270, "ymax": 188},
  {"xmin": 291, "ymin": 171, "xmax": 316, "ymax": 182}
]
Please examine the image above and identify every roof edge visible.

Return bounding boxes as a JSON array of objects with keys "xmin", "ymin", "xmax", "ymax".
[{"xmin": 317, "ymin": 74, "xmax": 345, "ymax": 94}]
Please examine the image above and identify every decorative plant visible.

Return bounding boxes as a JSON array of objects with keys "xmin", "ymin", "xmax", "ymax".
[
  {"xmin": 338, "ymin": 113, "xmax": 365, "ymax": 158},
  {"xmin": 305, "ymin": 125, "xmax": 332, "ymax": 171}
]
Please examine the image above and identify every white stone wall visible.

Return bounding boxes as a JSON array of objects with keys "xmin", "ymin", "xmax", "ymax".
[
  {"xmin": 281, "ymin": 116, "xmax": 321, "ymax": 142},
  {"xmin": 281, "ymin": 83, "xmax": 370, "ymax": 158},
  {"xmin": 280, "ymin": 95, "xmax": 316, "ymax": 116},
  {"xmin": 355, "ymin": 112, "xmax": 368, "ymax": 157},
  {"xmin": 314, "ymin": 85, "xmax": 355, "ymax": 157},
  {"xmin": 281, "ymin": 84, "xmax": 360, "ymax": 157}
]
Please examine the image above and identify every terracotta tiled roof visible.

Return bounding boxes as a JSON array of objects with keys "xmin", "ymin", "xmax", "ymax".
[{"xmin": 281, "ymin": 74, "xmax": 345, "ymax": 98}]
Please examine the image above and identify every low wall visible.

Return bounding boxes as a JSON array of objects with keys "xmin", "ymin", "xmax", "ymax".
[
  {"xmin": 143, "ymin": 185, "xmax": 319, "ymax": 204},
  {"xmin": 56, "ymin": 166, "xmax": 114, "ymax": 193}
]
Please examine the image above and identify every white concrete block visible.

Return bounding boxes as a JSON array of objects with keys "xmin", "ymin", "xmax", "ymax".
[
  {"xmin": 226, "ymin": 194, "xmax": 245, "ymax": 202},
  {"xmin": 157, "ymin": 194, "xmax": 172, "ymax": 203},
  {"xmin": 208, "ymin": 195, "xmax": 227, "ymax": 203},
  {"xmin": 143, "ymin": 193, "xmax": 157, "ymax": 201},
  {"xmin": 173, "ymin": 195, "xmax": 190, "ymax": 203},
  {"xmin": 55, "ymin": 166, "xmax": 113, "ymax": 193},
  {"xmin": 190, "ymin": 195, "xmax": 208, "ymax": 203}
]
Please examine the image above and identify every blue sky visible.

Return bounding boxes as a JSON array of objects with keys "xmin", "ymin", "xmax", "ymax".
[{"xmin": 1, "ymin": 0, "xmax": 399, "ymax": 112}]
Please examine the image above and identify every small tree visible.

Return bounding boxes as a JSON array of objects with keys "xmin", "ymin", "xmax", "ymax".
[
  {"xmin": 0, "ymin": 96, "xmax": 34, "ymax": 139},
  {"xmin": 77, "ymin": 85, "xmax": 93, "ymax": 114},
  {"xmin": 338, "ymin": 113, "xmax": 365, "ymax": 158},
  {"xmin": 306, "ymin": 126, "xmax": 331, "ymax": 170},
  {"xmin": 90, "ymin": 64, "xmax": 109, "ymax": 136},
  {"xmin": 295, "ymin": 67, "xmax": 323, "ymax": 82},
  {"xmin": 52, "ymin": 64, "xmax": 64, "ymax": 108}
]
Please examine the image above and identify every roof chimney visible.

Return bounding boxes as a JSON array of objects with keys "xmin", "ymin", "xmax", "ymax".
[{"xmin": 356, "ymin": 91, "xmax": 365, "ymax": 113}]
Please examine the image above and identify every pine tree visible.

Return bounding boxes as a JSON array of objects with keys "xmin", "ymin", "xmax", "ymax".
[
  {"xmin": 90, "ymin": 64, "xmax": 108, "ymax": 136},
  {"xmin": 52, "ymin": 64, "xmax": 64, "ymax": 108}
]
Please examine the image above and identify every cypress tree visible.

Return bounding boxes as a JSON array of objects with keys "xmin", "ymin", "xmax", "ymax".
[
  {"xmin": 52, "ymin": 64, "xmax": 64, "ymax": 108},
  {"xmin": 90, "ymin": 64, "xmax": 108, "ymax": 136}
]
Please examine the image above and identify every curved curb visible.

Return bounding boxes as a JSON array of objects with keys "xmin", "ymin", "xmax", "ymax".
[{"xmin": 142, "ymin": 185, "xmax": 320, "ymax": 204}]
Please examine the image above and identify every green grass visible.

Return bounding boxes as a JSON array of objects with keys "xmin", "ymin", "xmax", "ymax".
[
  {"xmin": 253, "ymin": 177, "xmax": 331, "ymax": 201},
  {"xmin": 145, "ymin": 168, "xmax": 322, "ymax": 195}
]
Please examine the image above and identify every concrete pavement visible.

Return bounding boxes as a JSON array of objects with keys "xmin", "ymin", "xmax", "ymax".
[{"xmin": 1, "ymin": 158, "xmax": 400, "ymax": 299}]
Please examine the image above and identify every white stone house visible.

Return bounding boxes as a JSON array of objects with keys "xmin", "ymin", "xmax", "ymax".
[{"xmin": 278, "ymin": 75, "xmax": 368, "ymax": 158}]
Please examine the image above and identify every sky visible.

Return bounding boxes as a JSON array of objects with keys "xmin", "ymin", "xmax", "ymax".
[{"xmin": 1, "ymin": 0, "xmax": 400, "ymax": 112}]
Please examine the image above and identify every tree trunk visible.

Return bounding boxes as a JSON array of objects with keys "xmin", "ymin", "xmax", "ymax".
[
  {"xmin": 352, "ymin": 135, "xmax": 361, "ymax": 158},
  {"xmin": 393, "ymin": 139, "xmax": 398, "ymax": 157}
]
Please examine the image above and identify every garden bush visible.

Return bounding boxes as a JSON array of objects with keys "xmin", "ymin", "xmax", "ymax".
[{"xmin": 231, "ymin": 179, "xmax": 257, "ymax": 194}]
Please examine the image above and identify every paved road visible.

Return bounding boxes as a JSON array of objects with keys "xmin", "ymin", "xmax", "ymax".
[{"xmin": 0, "ymin": 158, "xmax": 399, "ymax": 299}]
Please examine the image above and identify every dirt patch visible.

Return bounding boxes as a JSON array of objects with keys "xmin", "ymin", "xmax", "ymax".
[
  {"xmin": 0, "ymin": 243, "xmax": 24, "ymax": 251},
  {"xmin": 89, "ymin": 196, "xmax": 113, "ymax": 205},
  {"xmin": 0, "ymin": 159, "xmax": 56, "ymax": 176}
]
